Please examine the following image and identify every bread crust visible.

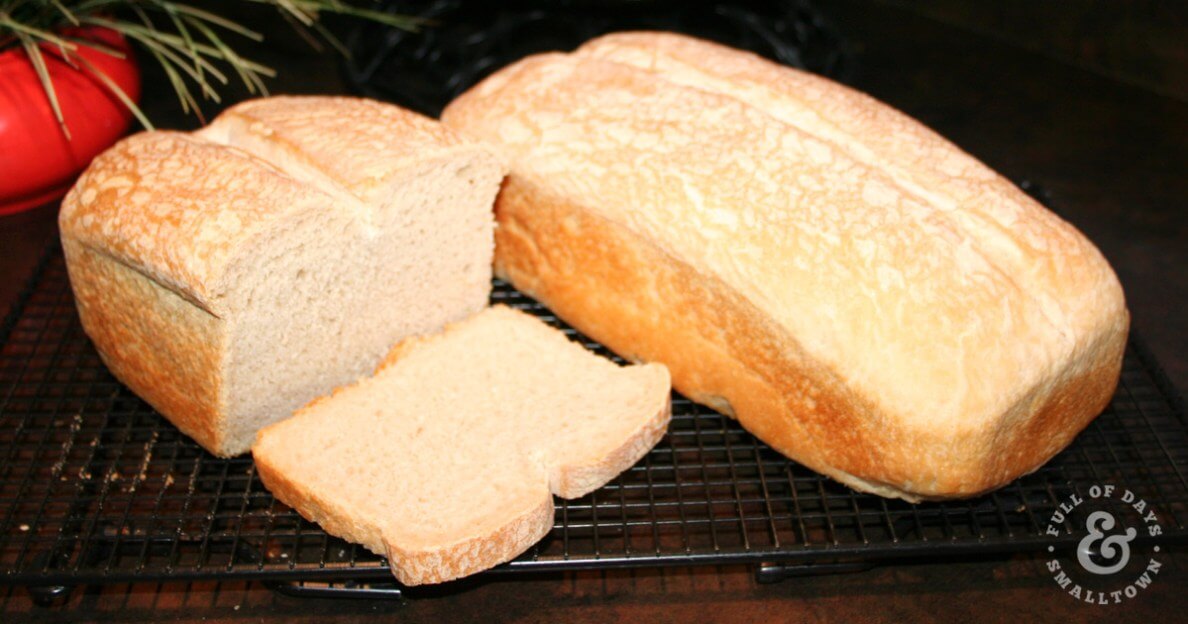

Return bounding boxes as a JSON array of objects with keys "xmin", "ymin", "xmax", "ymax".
[
  {"xmin": 255, "ymin": 438, "xmax": 555, "ymax": 586},
  {"xmin": 551, "ymin": 394, "xmax": 672, "ymax": 499},
  {"xmin": 62, "ymin": 238, "xmax": 227, "ymax": 453},
  {"xmin": 58, "ymin": 131, "xmax": 331, "ymax": 313},
  {"xmin": 491, "ymin": 175, "xmax": 1126, "ymax": 501},
  {"xmin": 384, "ymin": 495, "xmax": 554, "ymax": 586},
  {"xmin": 200, "ymin": 96, "xmax": 471, "ymax": 205}
]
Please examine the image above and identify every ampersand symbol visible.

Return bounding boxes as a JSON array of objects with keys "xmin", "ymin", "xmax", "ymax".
[{"xmin": 1077, "ymin": 511, "xmax": 1137, "ymax": 575}]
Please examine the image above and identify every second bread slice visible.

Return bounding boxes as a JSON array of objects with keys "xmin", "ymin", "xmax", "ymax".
[{"xmin": 252, "ymin": 305, "xmax": 671, "ymax": 585}]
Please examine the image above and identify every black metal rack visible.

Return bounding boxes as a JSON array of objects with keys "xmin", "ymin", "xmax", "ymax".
[{"xmin": 1, "ymin": 248, "xmax": 1186, "ymax": 601}]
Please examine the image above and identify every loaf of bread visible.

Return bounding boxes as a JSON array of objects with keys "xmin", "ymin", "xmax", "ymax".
[
  {"xmin": 60, "ymin": 96, "xmax": 505, "ymax": 457},
  {"xmin": 441, "ymin": 32, "xmax": 1129, "ymax": 501},
  {"xmin": 253, "ymin": 305, "xmax": 671, "ymax": 585}
]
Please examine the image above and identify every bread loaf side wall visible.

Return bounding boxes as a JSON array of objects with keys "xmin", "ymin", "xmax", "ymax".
[
  {"xmin": 492, "ymin": 175, "xmax": 1123, "ymax": 500},
  {"xmin": 382, "ymin": 497, "xmax": 554, "ymax": 586},
  {"xmin": 492, "ymin": 176, "xmax": 919, "ymax": 496},
  {"xmin": 62, "ymin": 237, "xmax": 227, "ymax": 454}
]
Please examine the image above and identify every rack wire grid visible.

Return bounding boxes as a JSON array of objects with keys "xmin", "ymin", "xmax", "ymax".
[{"xmin": 1, "ymin": 245, "xmax": 1186, "ymax": 597}]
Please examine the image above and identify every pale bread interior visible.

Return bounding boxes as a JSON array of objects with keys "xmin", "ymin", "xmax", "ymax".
[
  {"xmin": 214, "ymin": 152, "xmax": 501, "ymax": 454},
  {"xmin": 252, "ymin": 305, "xmax": 671, "ymax": 585}
]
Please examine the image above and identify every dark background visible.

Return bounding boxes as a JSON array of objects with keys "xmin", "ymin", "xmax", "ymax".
[{"xmin": 1, "ymin": 0, "xmax": 1185, "ymax": 621}]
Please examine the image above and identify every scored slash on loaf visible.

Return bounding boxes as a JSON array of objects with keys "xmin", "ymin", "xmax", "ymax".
[{"xmin": 252, "ymin": 305, "xmax": 672, "ymax": 586}]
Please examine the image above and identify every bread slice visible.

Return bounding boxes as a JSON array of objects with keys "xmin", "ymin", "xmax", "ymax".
[
  {"xmin": 441, "ymin": 32, "xmax": 1128, "ymax": 500},
  {"xmin": 60, "ymin": 96, "xmax": 505, "ymax": 456},
  {"xmin": 252, "ymin": 305, "xmax": 671, "ymax": 585}
]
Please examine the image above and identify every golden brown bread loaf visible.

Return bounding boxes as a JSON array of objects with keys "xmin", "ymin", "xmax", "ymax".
[{"xmin": 442, "ymin": 32, "xmax": 1129, "ymax": 501}]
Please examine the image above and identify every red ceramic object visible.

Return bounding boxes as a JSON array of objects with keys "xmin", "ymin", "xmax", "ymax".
[{"xmin": 0, "ymin": 27, "xmax": 141, "ymax": 215}]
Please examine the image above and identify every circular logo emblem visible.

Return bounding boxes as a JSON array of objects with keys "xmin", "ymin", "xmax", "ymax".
[{"xmin": 1046, "ymin": 484, "xmax": 1163, "ymax": 604}]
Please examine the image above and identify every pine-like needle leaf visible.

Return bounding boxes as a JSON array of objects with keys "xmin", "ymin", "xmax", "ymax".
[{"xmin": 2, "ymin": 1, "xmax": 419, "ymax": 133}]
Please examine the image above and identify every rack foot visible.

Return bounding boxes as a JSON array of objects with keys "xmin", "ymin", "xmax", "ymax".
[
  {"xmin": 27, "ymin": 583, "xmax": 73, "ymax": 607},
  {"xmin": 265, "ymin": 579, "xmax": 405, "ymax": 600},
  {"xmin": 755, "ymin": 561, "xmax": 876, "ymax": 584}
]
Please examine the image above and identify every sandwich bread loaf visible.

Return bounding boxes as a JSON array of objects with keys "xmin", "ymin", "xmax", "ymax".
[
  {"xmin": 441, "ymin": 32, "xmax": 1129, "ymax": 501},
  {"xmin": 60, "ymin": 96, "xmax": 505, "ymax": 456}
]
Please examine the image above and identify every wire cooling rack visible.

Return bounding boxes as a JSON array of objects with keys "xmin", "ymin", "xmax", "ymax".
[{"xmin": 1, "ymin": 246, "xmax": 1186, "ymax": 601}]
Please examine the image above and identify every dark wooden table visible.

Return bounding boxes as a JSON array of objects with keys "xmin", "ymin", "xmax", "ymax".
[{"xmin": 2, "ymin": 1, "xmax": 1185, "ymax": 621}]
